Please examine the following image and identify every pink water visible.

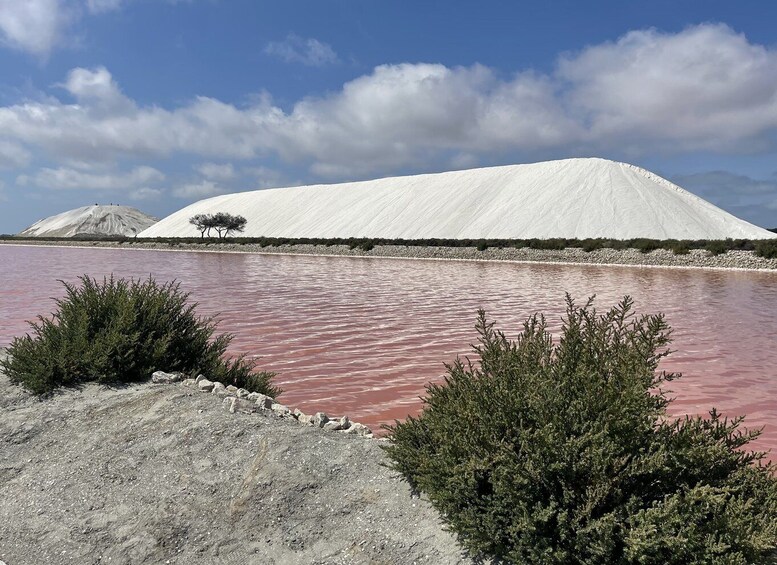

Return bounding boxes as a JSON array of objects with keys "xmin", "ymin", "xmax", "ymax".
[{"xmin": 2, "ymin": 245, "xmax": 777, "ymax": 457}]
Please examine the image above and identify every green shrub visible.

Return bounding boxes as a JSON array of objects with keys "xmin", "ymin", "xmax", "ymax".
[
  {"xmin": 670, "ymin": 240, "xmax": 691, "ymax": 255},
  {"xmin": 632, "ymin": 238, "xmax": 661, "ymax": 253},
  {"xmin": 755, "ymin": 239, "xmax": 777, "ymax": 259},
  {"xmin": 581, "ymin": 239, "xmax": 602, "ymax": 252},
  {"xmin": 476, "ymin": 241, "xmax": 488, "ymax": 251},
  {"xmin": 705, "ymin": 240, "xmax": 730, "ymax": 256},
  {"xmin": 529, "ymin": 238, "xmax": 567, "ymax": 250},
  {"xmin": 384, "ymin": 297, "xmax": 777, "ymax": 564},
  {"xmin": 0, "ymin": 275, "xmax": 281, "ymax": 397}
]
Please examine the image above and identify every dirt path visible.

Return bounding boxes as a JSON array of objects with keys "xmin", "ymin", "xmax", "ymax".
[{"xmin": 0, "ymin": 368, "xmax": 472, "ymax": 565}]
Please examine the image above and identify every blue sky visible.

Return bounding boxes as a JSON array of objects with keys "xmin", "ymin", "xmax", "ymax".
[{"xmin": 2, "ymin": 0, "xmax": 777, "ymax": 232}]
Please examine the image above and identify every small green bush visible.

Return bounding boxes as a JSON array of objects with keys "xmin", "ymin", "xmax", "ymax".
[
  {"xmin": 581, "ymin": 239, "xmax": 602, "ymax": 252},
  {"xmin": 670, "ymin": 240, "xmax": 691, "ymax": 255},
  {"xmin": 705, "ymin": 240, "xmax": 730, "ymax": 256},
  {"xmin": 384, "ymin": 297, "xmax": 777, "ymax": 564},
  {"xmin": 632, "ymin": 238, "xmax": 661, "ymax": 253},
  {"xmin": 0, "ymin": 275, "xmax": 281, "ymax": 397},
  {"xmin": 755, "ymin": 239, "xmax": 777, "ymax": 259}
]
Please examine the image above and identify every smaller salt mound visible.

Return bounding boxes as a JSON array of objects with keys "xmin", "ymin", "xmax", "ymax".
[{"xmin": 19, "ymin": 205, "xmax": 158, "ymax": 238}]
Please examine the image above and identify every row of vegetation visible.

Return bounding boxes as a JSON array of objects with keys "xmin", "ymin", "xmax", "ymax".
[
  {"xmin": 3, "ymin": 233, "xmax": 777, "ymax": 258},
  {"xmin": 1, "ymin": 275, "xmax": 776, "ymax": 562}
]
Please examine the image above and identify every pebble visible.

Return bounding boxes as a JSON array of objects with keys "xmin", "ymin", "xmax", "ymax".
[
  {"xmin": 197, "ymin": 379, "xmax": 215, "ymax": 392},
  {"xmin": 151, "ymin": 370, "xmax": 183, "ymax": 384}
]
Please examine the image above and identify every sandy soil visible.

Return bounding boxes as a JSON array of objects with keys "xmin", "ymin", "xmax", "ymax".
[{"xmin": 0, "ymin": 363, "xmax": 473, "ymax": 565}]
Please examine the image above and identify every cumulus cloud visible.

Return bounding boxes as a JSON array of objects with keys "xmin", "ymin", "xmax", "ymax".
[
  {"xmin": 242, "ymin": 165, "xmax": 286, "ymax": 188},
  {"xmin": 18, "ymin": 165, "xmax": 164, "ymax": 190},
  {"xmin": 0, "ymin": 140, "xmax": 32, "ymax": 168},
  {"xmin": 129, "ymin": 186, "xmax": 163, "ymax": 200},
  {"xmin": 0, "ymin": 0, "xmax": 71, "ymax": 55},
  {"xmin": 195, "ymin": 162, "xmax": 236, "ymax": 181},
  {"xmin": 0, "ymin": 0, "xmax": 143, "ymax": 56},
  {"xmin": 2, "ymin": 25, "xmax": 777, "ymax": 181},
  {"xmin": 264, "ymin": 34, "xmax": 338, "ymax": 66},
  {"xmin": 172, "ymin": 179, "xmax": 224, "ymax": 199},
  {"xmin": 559, "ymin": 24, "xmax": 777, "ymax": 151}
]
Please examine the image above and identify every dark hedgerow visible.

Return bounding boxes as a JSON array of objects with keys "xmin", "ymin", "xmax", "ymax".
[
  {"xmin": 0, "ymin": 275, "xmax": 281, "ymax": 397},
  {"xmin": 383, "ymin": 296, "xmax": 777, "ymax": 564}
]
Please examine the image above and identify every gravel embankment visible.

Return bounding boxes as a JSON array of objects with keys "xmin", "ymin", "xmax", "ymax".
[
  {"xmin": 3, "ymin": 239, "xmax": 777, "ymax": 271},
  {"xmin": 0, "ymin": 365, "xmax": 472, "ymax": 565}
]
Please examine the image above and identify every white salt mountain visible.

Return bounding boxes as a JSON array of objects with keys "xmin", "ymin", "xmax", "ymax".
[
  {"xmin": 140, "ymin": 158, "xmax": 775, "ymax": 240},
  {"xmin": 19, "ymin": 205, "xmax": 158, "ymax": 238}
]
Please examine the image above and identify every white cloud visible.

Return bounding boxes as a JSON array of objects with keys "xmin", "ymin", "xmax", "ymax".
[
  {"xmin": 18, "ymin": 165, "xmax": 164, "ymax": 190},
  {"xmin": 558, "ymin": 24, "xmax": 777, "ymax": 151},
  {"xmin": 2, "ymin": 25, "xmax": 777, "ymax": 182},
  {"xmin": 172, "ymin": 179, "xmax": 224, "ymax": 199},
  {"xmin": 0, "ymin": 140, "xmax": 32, "ymax": 168},
  {"xmin": 0, "ymin": 0, "xmax": 143, "ymax": 56},
  {"xmin": 129, "ymin": 186, "xmax": 163, "ymax": 200},
  {"xmin": 242, "ymin": 165, "xmax": 286, "ymax": 188},
  {"xmin": 265, "ymin": 34, "xmax": 338, "ymax": 67},
  {"xmin": 0, "ymin": 0, "xmax": 71, "ymax": 55},
  {"xmin": 195, "ymin": 162, "xmax": 236, "ymax": 181}
]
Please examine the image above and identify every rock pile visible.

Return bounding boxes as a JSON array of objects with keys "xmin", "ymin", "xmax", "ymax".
[
  {"xmin": 151, "ymin": 370, "xmax": 374, "ymax": 438},
  {"xmin": 12, "ymin": 239, "xmax": 777, "ymax": 271}
]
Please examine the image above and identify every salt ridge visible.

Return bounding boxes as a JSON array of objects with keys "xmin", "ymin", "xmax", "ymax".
[
  {"xmin": 20, "ymin": 205, "xmax": 158, "ymax": 238},
  {"xmin": 140, "ymin": 158, "xmax": 775, "ymax": 240}
]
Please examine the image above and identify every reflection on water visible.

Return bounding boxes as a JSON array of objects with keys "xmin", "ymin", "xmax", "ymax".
[{"xmin": 2, "ymin": 245, "xmax": 777, "ymax": 457}]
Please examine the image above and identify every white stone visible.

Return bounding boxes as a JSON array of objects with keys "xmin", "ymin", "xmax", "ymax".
[
  {"xmin": 322, "ymin": 420, "xmax": 342, "ymax": 431},
  {"xmin": 223, "ymin": 397, "xmax": 256, "ymax": 414},
  {"xmin": 344, "ymin": 423, "xmax": 372, "ymax": 437},
  {"xmin": 254, "ymin": 394, "xmax": 274, "ymax": 409},
  {"xmin": 197, "ymin": 379, "xmax": 215, "ymax": 392},
  {"xmin": 297, "ymin": 414, "xmax": 314, "ymax": 426},
  {"xmin": 271, "ymin": 403, "xmax": 290, "ymax": 416},
  {"xmin": 236, "ymin": 388, "xmax": 250, "ymax": 398},
  {"xmin": 151, "ymin": 370, "xmax": 182, "ymax": 384},
  {"xmin": 313, "ymin": 412, "xmax": 329, "ymax": 428}
]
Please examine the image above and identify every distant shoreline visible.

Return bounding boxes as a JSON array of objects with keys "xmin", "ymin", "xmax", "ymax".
[{"xmin": 3, "ymin": 238, "xmax": 777, "ymax": 272}]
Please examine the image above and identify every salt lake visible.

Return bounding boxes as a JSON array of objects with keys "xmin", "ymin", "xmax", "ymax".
[{"xmin": 2, "ymin": 244, "xmax": 776, "ymax": 456}]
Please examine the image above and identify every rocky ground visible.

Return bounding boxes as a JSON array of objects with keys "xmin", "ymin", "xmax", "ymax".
[
  {"xmin": 0, "ymin": 361, "xmax": 474, "ymax": 565},
  {"xmin": 3, "ymin": 239, "xmax": 777, "ymax": 271}
]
